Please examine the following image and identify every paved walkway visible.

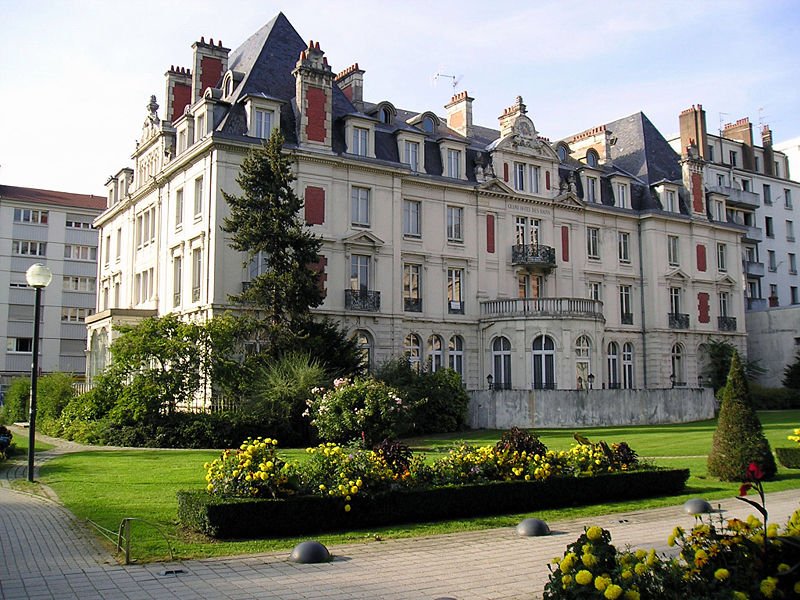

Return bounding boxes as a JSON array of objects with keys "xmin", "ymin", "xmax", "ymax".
[{"xmin": 1, "ymin": 431, "xmax": 798, "ymax": 599}]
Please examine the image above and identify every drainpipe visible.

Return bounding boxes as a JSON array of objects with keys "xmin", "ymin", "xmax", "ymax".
[{"xmin": 637, "ymin": 219, "xmax": 648, "ymax": 388}]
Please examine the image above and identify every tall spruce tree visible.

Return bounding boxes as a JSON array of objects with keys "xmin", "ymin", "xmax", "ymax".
[
  {"xmin": 707, "ymin": 350, "xmax": 777, "ymax": 481},
  {"xmin": 221, "ymin": 130, "xmax": 323, "ymax": 345}
]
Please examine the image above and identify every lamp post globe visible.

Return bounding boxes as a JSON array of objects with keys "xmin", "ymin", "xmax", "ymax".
[{"xmin": 25, "ymin": 263, "xmax": 52, "ymax": 483}]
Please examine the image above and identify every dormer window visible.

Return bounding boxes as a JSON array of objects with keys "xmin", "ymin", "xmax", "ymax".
[
  {"xmin": 422, "ymin": 116, "xmax": 435, "ymax": 133},
  {"xmin": 586, "ymin": 150, "xmax": 599, "ymax": 167},
  {"xmin": 557, "ymin": 144, "xmax": 568, "ymax": 161},
  {"xmin": 254, "ymin": 108, "xmax": 273, "ymax": 138},
  {"xmin": 353, "ymin": 127, "xmax": 369, "ymax": 156},
  {"xmin": 447, "ymin": 149, "xmax": 461, "ymax": 179},
  {"xmin": 380, "ymin": 107, "xmax": 392, "ymax": 124},
  {"xmin": 405, "ymin": 141, "xmax": 420, "ymax": 172},
  {"xmin": 195, "ymin": 112, "xmax": 206, "ymax": 140},
  {"xmin": 616, "ymin": 183, "xmax": 628, "ymax": 208},
  {"xmin": 244, "ymin": 96, "xmax": 281, "ymax": 140}
]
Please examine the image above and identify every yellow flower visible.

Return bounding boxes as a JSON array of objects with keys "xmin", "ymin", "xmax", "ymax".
[
  {"xmin": 582, "ymin": 553, "xmax": 598, "ymax": 567},
  {"xmin": 634, "ymin": 563, "xmax": 647, "ymax": 576},
  {"xmin": 319, "ymin": 484, "xmax": 326, "ymax": 491},
  {"xmin": 560, "ymin": 554, "xmax": 576, "ymax": 573},
  {"xmin": 667, "ymin": 535, "xmax": 676, "ymax": 547},
  {"xmin": 794, "ymin": 581, "xmax": 800, "ymax": 594},
  {"xmin": 760, "ymin": 577, "xmax": 777, "ymax": 598},
  {"xmin": 562, "ymin": 575, "xmax": 573, "ymax": 586},
  {"xmin": 714, "ymin": 568, "xmax": 729, "ymax": 581},
  {"xmin": 621, "ymin": 570, "xmax": 632, "ymax": 580},
  {"xmin": 344, "ymin": 504, "xmax": 351, "ymax": 512},
  {"xmin": 206, "ymin": 483, "xmax": 214, "ymax": 492},
  {"xmin": 604, "ymin": 584, "xmax": 623, "ymax": 600},
  {"xmin": 623, "ymin": 591, "xmax": 640, "ymax": 600},
  {"xmin": 351, "ymin": 485, "xmax": 359, "ymax": 494},
  {"xmin": 586, "ymin": 526, "xmax": 603, "ymax": 541},
  {"xmin": 694, "ymin": 549, "xmax": 708, "ymax": 567},
  {"xmin": 732, "ymin": 592, "xmax": 748, "ymax": 600},
  {"xmin": 777, "ymin": 563, "xmax": 790, "ymax": 573},
  {"xmin": 594, "ymin": 575, "xmax": 610, "ymax": 591},
  {"xmin": 575, "ymin": 570, "xmax": 593, "ymax": 586}
]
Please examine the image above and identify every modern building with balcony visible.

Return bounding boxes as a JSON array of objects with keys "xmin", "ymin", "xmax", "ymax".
[
  {"xmin": 0, "ymin": 185, "xmax": 105, "ymax": 391},
  {"xmin": 85, "ymin": 13, "xmax": 747, "ymax": 393}
]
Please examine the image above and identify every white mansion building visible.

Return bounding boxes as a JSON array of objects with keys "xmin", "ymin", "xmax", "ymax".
[{"xmin": 86, "ymin": 13, "xmax": 750, "ymax": 392}]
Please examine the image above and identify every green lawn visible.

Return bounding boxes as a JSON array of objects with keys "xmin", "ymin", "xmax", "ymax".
[{"xmin": 39, "ymin": 410, "xmax": 800, "ymax": 563}]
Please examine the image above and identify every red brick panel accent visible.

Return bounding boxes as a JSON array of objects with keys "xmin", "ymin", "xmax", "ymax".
[
  {"xmin": 697, "ymin": 292, "xmax": 710, "ymax": 323},
  {"xmin": 172, "ymin": 83, "xmax": 191, "ymax": 121},
  {"xmin": 306, "ymin": 86, "xmax": 327, "ymax": 142},
  {"xmin": 696, "ymin": 244, "xmax": 707, "ymax": 272},
  {"xmin": 691, "ymin": 172, "xmax": 704, "ymax": 213},
  {"xmin": 545, "ymin": 170, "xmax": 551, "ymax": 190},
  {"xmin": 304, "ymin": 186, "xmax": 325, "ymax": 225},
  {"xmin": 309, "ymin": 255, "xmax": 328, "ymax": 298},
  {"xmin": 486, "ymin": 214, "xmax": 495, "ymax": 253},
  {"xmin": 503, "ymin": 163, "xmax": 509, "ymax": 183},
  {"xmin": 561, "ymin": 226, "xmax": 570, "ymax": 262},
  {"xmin": 341, "ymin": 84, "xmax": 353, "ymax": 101},
  {"xmin": 200, "ymin": 57, "xmax": 223, "ymax": 93}
]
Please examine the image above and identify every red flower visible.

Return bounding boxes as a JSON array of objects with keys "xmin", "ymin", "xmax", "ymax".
[
  {"xmin": 746, "ymin": 462, "xmax": 764, "ymax": 481},
  {"xmin": 739, "ymin": 483, "xmax": 752, "ymax": 496}
]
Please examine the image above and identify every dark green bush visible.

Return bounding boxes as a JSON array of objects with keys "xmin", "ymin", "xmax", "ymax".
[
  {"xmin": 36, "ymin": 373, "xmax": 77, "ymax": 434},
  {"xmin": 784, "ymin": 351, "xmax": 800, "ymax": 389},
  {"xmin": 0, "ymin": 377, "xmax": 29, "ymax": 424},
  {"xmin": 776, "ymin": 447, "xmax": 800, "ymax": 469},
  {"xmin": 178, "ymin": 468, "xmax": 689, "ymax": 539},
  {"xmin": 750, "ymin": 384, "xmax": 800, "ymax": 409},
  {"xmin": 494, "ymin": 427, "xmax": 547, "ymax": 456},
  {"xmin": 373, "ymin": 438, "xmax": 413, "ymax": 472},
  {"xmin": 708, "ymin": 352, "xmax": 777, "ymax": 481}
]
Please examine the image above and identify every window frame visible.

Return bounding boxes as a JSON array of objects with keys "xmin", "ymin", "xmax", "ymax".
[
  {"xmin": 446, "ymin": 205, "xmax": 464, "ymax": 243},
  {"xmin": 351, "ymin": 186, "xmax": 371, "ymax": 228},
  {"xmin": 403, "ymin": 199, "xmax": 421, "ymax": 237},
  {"xmin": 587, "ymin": 227, "xmax": 600, "ymax": 259}
]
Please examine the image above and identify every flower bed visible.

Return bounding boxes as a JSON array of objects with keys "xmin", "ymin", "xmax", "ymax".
[
  {"xmin": 179, "ymin": 433, "xmax": 687, "ymax": 539},
  {"xmin": 178, "ymin": 468, "xmax": 689, "ymax": 538}
]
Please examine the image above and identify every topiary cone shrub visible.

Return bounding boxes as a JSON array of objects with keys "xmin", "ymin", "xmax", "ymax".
[{"xmin": 707, "ymin": 351, "xmax": 777, "ymax": 481}]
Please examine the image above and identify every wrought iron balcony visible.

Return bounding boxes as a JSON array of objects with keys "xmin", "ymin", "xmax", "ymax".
[
  {"xmin": 668, "ymin": 312, "xmax": 689, "ymax": 329},
  {"xmin": 404, "ymin": 297, "xmax": 422, "ymax": 312},
  {"xmin": 481, "ymin": 297, "xmax": 604, "ymax": 321},
  {"xmin": 345, "ymin": 289, "xmax": 381, "ymax": 312},
  {"xmin": 621, "ymin": 312, "xmax": 634, "ymax": 325},
  {"xmin": 511, "ymin": 244, "xmax": 556, "ymax": 269},
  {"xmin": 718, "ymin": 316, "xmax": 737, "ymax": 331},
  {"xmin": 448, "ymin": 300, "xmax": 465, "ymax": 314}
]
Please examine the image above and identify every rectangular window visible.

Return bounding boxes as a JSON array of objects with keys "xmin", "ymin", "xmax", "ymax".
[
  {"xmin": 763, "ymin": 184, "xmax": 772, "ymax": 205},
  {"xmin": 61, "ymin": 307, "xmax": 92, "ymax": 323},
  {"xmin": 617, "ymin": 184, "xmax": 628, "ymax": 209},
  {"xmin": 404, "ymin": 141, "xmax": 419, "ymax": 172},
  {"xmin": 254, "ymin": 109, "xmax": 272, "ymax": 139},
  {"xmin": 192, "ymin": 247, "xmax": 202, "ymax": 302},
  {"xmin": 618, "ymin": 231, "xmax": 630, "ymax": 263},
  {"xmin": 717, "ymin": 243, "xmax": 727, "ymax": 272},
  {"xmin": 729, "ymin": 150, "xmax": 737, "ymax": 167},
  {"xmin": 790, "ymin": 253, "xmax": 798, "ymax": 275},
  {"xmin": 447, "ymin": 268, "xmax": 463, "ymax": 313},
  {"xmin": 13, "ymin": 208, "xmax": 48, "ymax": 224},
  {"xmin": 668, "ymin": 235, "xmax": 679, "ymax": 266},
  {"xmin": 588, "ymin": 282, "xmax": 601, "ymax": 301},
  {"xmin": 619, "ymin": 285, "xmax": 632, "ymax": 322},
  {"xmin": 7, "ymin": 337, "xmax": 33, "ymax": 353},
  {"xmin": 351, "ymin": 187, "xmax": 370, "ymax": 227},
  {"xmin": 666, "ymin": 190, "xmax": 677, "ymax": 213},
  {"xmin": 63, "ymin": 276, "xmax": 96, "ymax": 292},
  {"xmin": 350, "ymin": 255, "xmax": 370, "ymax": 291},
  {"xmin": 766, "ymin": 216, "xmax": 774, "ymax": 237},
  {"xmin": 717, "ymin": 174, "xmax": 725, "ymax": 187},
  {"xmin": 196, "ymin": 113, "xmax": 206, "ymax": 139},
  {"xmin": 714, "ymin": 199, "xmax": 724, "ymax": 221},
  {"xmin": 115, "ymin": 228, "xmax": 122, "ymax": 261},
  {"xmin": 514, "ymin": 162, "xmax": 525, "ymax": 191},
  {"xmin": 403, "ymin": 199, "xmax": 421, "ymax": 237},
  {"xmin": 587, "ymin": 176, "xmax": 597, "ymax": 203},
  {"xmin": 708, "ymin": 145, "xmax": 714, "ymax": 161},
  {"xmin": 515, "ymin": 217, "xmax": 540, "ymax": 246},
  {"xmin": 792, "ymin": 286, "xmax": 799, "ymax": 305},
  {"xmin": 719, "ymin": 292, "xmax": 730, "ymax": 317},
  {"xmin": 352, "ymin": 127, "xmax": 368, "ymax": 156},
  {"xmin": 103, "ymin": 235, "xmax": 111, "ymax": 265},
  {"xmin": 788, "ymin": 220, "xmax": 795, "ymax": 242},
  {"xmin": 65, "ymin": 219, "xmax": 92, "ymax": 229},
  {"xmin": 175, "ymin": 188, "xmax": 184, "ymax": 229},
  {"xmin": 786, "ymin": 189, "xmax": 794, "ymax": 209},
  {"xmin": 447, "ymin": 149, "xmax": 461, "ymax": 179},
  {"xmin": 531, "ymin": 165, "xmax": 541, "ymax": 193},
  {"xmin": 403, "ymin": 263, "xmax": 421, "ymax": 311},
  {"xmin": 669, "ymin": 287, "xmax": 682, "ymax": 314},
  {"xmin": 64, "ymin": 244, "xmax": 98, "ymax": 261},
  {"xmin": 768, "ymin": 250, "xmax": 777, "ymax": 272},
  {"xmin": 173, "ymin": 255, "xmax": 182, "ymax": 307},
  {"xmin": 12, "ymin": 240, "xmax": 46, "ymax": 256},
  {"xmin": 194, "ymin": 176, "xmax": 204, "ymax": 218},
  {"xmin": 754, "ymin": 156, "xmax": 760, "ymax": 172},
  {"xmin": 446, "ymin": 206, "xmax": 463, "ymax": 242},
  {"xmin": 742, "ymin": 179, "xmax": 751, "ymax": 192},
  {"xmin": 587, "ymin": 227, "xmax": 600, "ymax": 259}
]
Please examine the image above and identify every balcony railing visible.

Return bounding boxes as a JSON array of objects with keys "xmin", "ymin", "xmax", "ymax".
[
  {"xmin": 532, "ymin": 381, "xmax": 556, "ymax": 390},
  {"xmin": 668, "ymin": 312, "xmax": 689, "ymax": 329},
  {"xmin": 621, "ymin": 312, "xmax": 634, "ymax": 325},
  {"xmin": 481, "ymin": 297, "xmax": 604, "ymax": 320},
  {"xmin": 448, "ymin": 300, "xmax": 465, "ymax": 314},
  {"xmin": 345, "ymin": 289, "xmax": 381, "ymax": 312},
  {"xmin": 718, "ymin": 316, "xmax": 737, "ymax": 331},
  {"xmin": 511, "ymin": 244, "xmax": 556, "ymax": 269},
  {"xmin": 404, "ymin": 297, "xmax": 422, "ymax": 312},
  {"xmin": 744, "ymin": 261, "xmax": 765, "ymax": 278},
  {"xmin": 708, "ymin": 185, "xmax": 760, "ymax": 208},
  {"xmin": 743, "ymin": 226, "xmax": 763, "ymax": 243}
]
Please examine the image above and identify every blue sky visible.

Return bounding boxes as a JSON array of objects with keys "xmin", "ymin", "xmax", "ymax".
[{"xmin": 1, "ymin": 0, "xmax": 798, "ymax": 194}]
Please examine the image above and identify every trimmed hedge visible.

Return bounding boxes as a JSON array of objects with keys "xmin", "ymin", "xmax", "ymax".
[
  {"xmin": 776, "ymin": 447, "xmax": 800, "ymax": 469},
  {"xmin": 749, "ymin": 385, "xmax": 800, "ymax": 410},
  {"xmin": 178, "ymin": 468, "xmax": 689, "ymax": 539}
]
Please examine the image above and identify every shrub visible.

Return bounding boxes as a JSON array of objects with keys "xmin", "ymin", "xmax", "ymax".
[
  {"xmin": 204, "ymin": 437, "xmax": 291, "ymax": 498},
  {"xmin": 495, "ymin": 427, "xmax": 548, "ymax": 456},
  {"xmin": 307, "ymin": 377, "xmax": 409, "ymax": 445},
  {"xmin": 36, "ymin": 372, "xmax": 76, "ymax": 434},
  {"xmin": 749, "ymin": 384, "xmax": 800, "ymax": 409},
  {"xmin": 373, "ymin": 438, "xmax": 413, "ymax": 473},
  {"xmin": 708, "ymin": 352, "xmax": 777, "ymax": 481},
  {"xmin": 776, "ymin": 429, "xmax": 800, "ymax": 468},
  {"xmin": 0, "ymin": 377, "xmax": 29, "ymax": 424},
  {"xmin": 784, "ymin": 351, "xmax": 800, "ymax": 389}
]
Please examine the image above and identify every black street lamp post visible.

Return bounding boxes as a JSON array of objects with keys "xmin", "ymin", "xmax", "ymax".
[{"xmin": 26, "ymin": 263, "xmax": 52, "ymax": 483}]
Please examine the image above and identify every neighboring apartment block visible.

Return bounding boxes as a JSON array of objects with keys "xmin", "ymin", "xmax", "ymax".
[
  {"xmin": 668, "ymin": 106, "xmax": 800, "ymax": 309},
  {"xmin": 0, "ymin": 185, "xmax": 105, "ymax": 391},
  {"xmin": 86, "ymin": 13, "xmax": 747, "ymax": 393}
]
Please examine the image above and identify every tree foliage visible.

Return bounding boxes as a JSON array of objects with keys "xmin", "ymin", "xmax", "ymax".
[
  {"xmin": 700, "ymin": 339, "xmax": 764, "ymax": 391},
  {"xmin": 707, "ymin": 351, "xmax": 777, "ymax": 481},
  {"xmin": 221, "ymin": 130, "xmax": 323, "ymax": 346},
  {"xmin": 783, "ymin": 350, "xmax": 800, "ymax": 389}
]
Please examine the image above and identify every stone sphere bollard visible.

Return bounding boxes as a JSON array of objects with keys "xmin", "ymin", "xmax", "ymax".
[
  {"xmin": 516, "ymin": 518, "xmax": 551, "ymax": 537},
  {"xmin": 683, "ymin": 498, "xmax": 713, "ymax": 515},
  {"xmin": 290, "ymin": 540, "xmax": 331, "ymax": 563}
]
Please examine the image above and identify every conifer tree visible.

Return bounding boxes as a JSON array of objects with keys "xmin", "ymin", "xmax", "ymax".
[
  {"xmin": 221, "ymin": 130, "xmax": 323, "ymax": 345},
  {"xmin": 707, "ymin": 351, "xmax": 777, "ymax": 481}
]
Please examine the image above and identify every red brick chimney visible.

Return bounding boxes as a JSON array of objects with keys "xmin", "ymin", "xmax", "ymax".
[
  {"xmin": 722, "ymin": 117, "xmax": 754, "ymax": 170},
  {"xmin": 762, "ymin": 124, "xmax": 775, "ymax": 177},
  {"xmin": 164, "ymin": 66, "xmax": 192, "ymax": 123},
  {"xmin": 335, "ymin": 63, "xmax": 365, "ymax": 112},
  {"xmin": 445, "ymin": 90, "xmax": 474, "ymax": 138},
  {"xmin": 293, "ymin": 40, "xmax": 335, "ymax": 150},
  {"xmin": 191, "ymin": 37, "xmax": 229, "ymax": 104},
  {"xmin": 678, "ymin": 104, "xmax": 708, "ymax": 160}
]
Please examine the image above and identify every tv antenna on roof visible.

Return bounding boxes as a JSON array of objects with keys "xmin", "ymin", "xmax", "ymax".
[{"xmin": 433, "ymin": 72, "xmax": 463, "ymax": 91}]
